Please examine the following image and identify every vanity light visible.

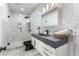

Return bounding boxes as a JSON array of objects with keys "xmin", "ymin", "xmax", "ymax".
[
  {"xmin": 46, "ymin": 4, "xmax": 49, "ymax": 10},
  {"xmin": 21, "ymin": 8, "xmax": 24, "ymax": 11},
  {"xmin": 52, "ymin": 3, "xmax": 55, "ymax": 7},
  {"xmin": 42, "ymin": 3, "xmax": 56, "ymax": 14},
  {"xmin": 43, "ymin": 7, "xmax": 45, "ymax": 13}
]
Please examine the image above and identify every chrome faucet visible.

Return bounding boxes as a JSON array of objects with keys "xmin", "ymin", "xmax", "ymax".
[{"xmin": 45, "ymin": 30, "xmax": 49, "ymax": 35}]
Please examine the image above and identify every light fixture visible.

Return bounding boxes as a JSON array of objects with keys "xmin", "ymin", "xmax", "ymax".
[
  {"xmin": 26, "ymin": 19, "xmax": 30, "ymax": 23},
  {"xmin": 52, "ymin": 3, "xmax": 54, "ymax": 7},
  {"xmin": 21, "ymin": 8, "xmax": 24, "ymax": 11},
  {"xmin": 43, "ymin": 7, "xmax": 45, "ymax": 13},
  {"xmin": 23, "ymin": 22, "xmax": 26, "ymax": 24},
  {"xmin": 46, "ymin": 4, "xmax": 49, "ymax": 10}
]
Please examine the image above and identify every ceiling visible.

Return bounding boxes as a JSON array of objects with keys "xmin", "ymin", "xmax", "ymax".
[{"xmin": 8, "ymin": 3, "xmax": 40, "ymax": 15}]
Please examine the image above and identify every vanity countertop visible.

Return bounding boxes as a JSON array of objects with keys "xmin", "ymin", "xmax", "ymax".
[{"xmin": 31, "ymin": 34, "xmax": 68, "ymax": 49}]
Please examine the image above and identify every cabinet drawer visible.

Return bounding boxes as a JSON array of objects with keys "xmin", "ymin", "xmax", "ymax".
[
  {"xmin": 42, "ymin": 50, "xmax": 49, "ymax": 56},
  {"xmin": 40, "ymin": 41, "xmax": 55, "ymax": 54},
  {"xmin": 37, "ymin": 40, "xmax": 55, "ymax": 55},
  {"xmin": 31, "ymin": 37, "xmax": 37, "ymax": 47},
  {"xmin": 43, "ymin": 49, "xmax": 55, "ymax": 56},
  {"xmin": 42, "ymin": 45, "xmax": 55, "ymax": 55}
]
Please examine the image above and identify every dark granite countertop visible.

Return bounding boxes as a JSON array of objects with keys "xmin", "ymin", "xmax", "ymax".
[{"xmin": 31, "ymin": 34, "xmax": 68, "ymax": 49}]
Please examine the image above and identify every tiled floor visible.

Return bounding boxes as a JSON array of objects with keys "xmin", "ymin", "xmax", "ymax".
[{"xmin": 0, "ymin": 46, "xmax": 42, "ymax": 56}]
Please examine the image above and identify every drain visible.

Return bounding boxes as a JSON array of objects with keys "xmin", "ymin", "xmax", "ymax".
[{"xmin": 7, "ymin": 43, "xmax": 10, "ymax": 45}]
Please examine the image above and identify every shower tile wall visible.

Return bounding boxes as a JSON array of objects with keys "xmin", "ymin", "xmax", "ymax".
[{"xmin": 2, "ymin": 12, "xmax": 31, "ymax": 49}]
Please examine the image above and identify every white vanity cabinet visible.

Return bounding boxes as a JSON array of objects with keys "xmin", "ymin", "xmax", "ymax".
[{"xmin": 31, "ymin": 36, "xmax": 68, "ymax": 56}]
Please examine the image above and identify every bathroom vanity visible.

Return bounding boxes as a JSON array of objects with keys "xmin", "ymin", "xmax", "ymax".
[{"xmin": 31, "ymin": 34, "xmax": 68, "ymax": 56}]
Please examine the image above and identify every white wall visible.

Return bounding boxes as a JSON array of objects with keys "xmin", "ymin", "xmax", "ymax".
[
  {"xmin": 60, "ymin": 3, "xmax": 73, "ymax": 19},
  {"xmin": 0, "ymin": 3, "xmax": 9, "ymax": 47},
  {"xmin": 61, "ymin": 3, "xmax": 79, "ymax": 29},
  {"xmin": 30, "ymin": 4, "xmax": 44, "ymax": 33}
]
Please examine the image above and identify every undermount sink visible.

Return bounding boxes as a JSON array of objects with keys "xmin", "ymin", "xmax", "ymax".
[
  {"xmin": 38, "ymin": 33, "xmax": 61, "ymax": 42},
  {"xmin": 38, "ymin": 33, "xmax": 51, "ymax": 37}
]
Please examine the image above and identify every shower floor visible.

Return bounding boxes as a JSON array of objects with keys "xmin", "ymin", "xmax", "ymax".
[{"xmin": 0, "ymin": 46, "xmax": 41, "ymax": 56}]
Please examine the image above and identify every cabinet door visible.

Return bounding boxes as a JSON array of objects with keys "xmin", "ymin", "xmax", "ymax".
[
  {"xmin": 42, "ymin": 44, "xmax": 55, "ymax": 56},
  {"xmin": 38, "ymin": 40, "xmax": 55, "ymax": 56},
  {"xmin": 42, "ymin": 46, "xmax": 55, "ymax": 56},
  {"xmin": 31, "ymin": 37, "xmax": 36, "ymax": 47},
  {"xmin": 35, "ymin": 39, "xmax": 45, "ymax": 56}
]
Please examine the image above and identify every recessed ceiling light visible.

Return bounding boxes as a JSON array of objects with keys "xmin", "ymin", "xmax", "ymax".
[
  {"xmin": 21, "ymin": 8, "xmax": 24, "ymax": 11},
  {"xmin": 52, "ymin": 3, "xmax": 55, "ymax": 7},
  {"xmin": 26, "ymin": 19, "xmax": 30, "ymax": 23},
  {"xmin": 20, "ymin": 14, "xmax": 22, "ymax": 16},
  {"xmin": 43, "ymin": 7, "xmax": 45, "ymax": 12},
  {"xmin": 0, "ymin": 3, "xmax": 4, "ymax": 6}
]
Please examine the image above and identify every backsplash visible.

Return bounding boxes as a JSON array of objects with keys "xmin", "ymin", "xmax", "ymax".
[{"xmin": 41, "ymin": 24, "xmax": 66, "ymax": 35}]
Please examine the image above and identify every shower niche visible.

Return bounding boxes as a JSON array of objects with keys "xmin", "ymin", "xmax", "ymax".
[{"xmin": 17, "ymin": 23, "xmax": 23, "ymax": 32}]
